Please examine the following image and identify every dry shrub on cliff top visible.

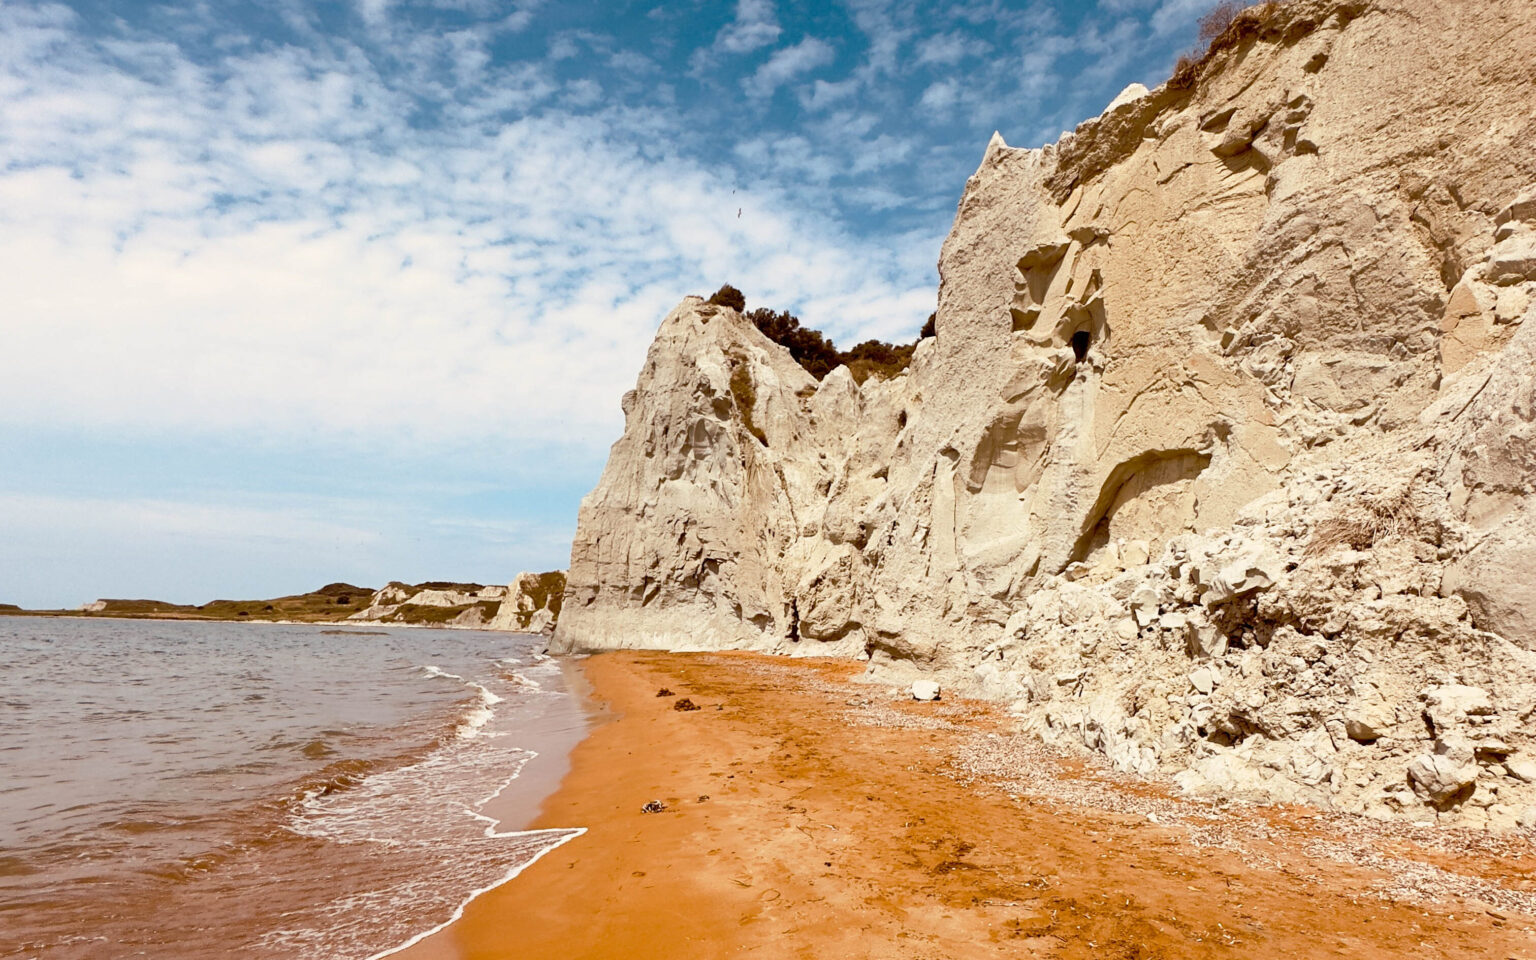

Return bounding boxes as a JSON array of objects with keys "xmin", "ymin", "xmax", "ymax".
[
  {"xmin": 1170, "ymin": 1, "xmax": 1291, "ymax": 90},
  {"xmin": 841, "ymin": 338, "xmax": 918, "ymax": 385},
  {"xmin": 746, "ymin": 307, "xmax": 842, "ymax": 379}
]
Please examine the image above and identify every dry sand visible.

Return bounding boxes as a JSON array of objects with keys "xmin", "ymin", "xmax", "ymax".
[{"xmin": 395, "ymin": 651, "xmax": 1536, "ymax": 959}]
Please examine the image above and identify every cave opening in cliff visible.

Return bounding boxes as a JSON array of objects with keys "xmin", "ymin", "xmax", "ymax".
[{"xmin": 1071, "ymin": 329, "xmax": 1091, "ymax": 362}]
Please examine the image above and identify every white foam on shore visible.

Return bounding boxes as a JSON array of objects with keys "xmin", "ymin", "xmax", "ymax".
[
  {"xmin": 268, "ymin": 656, "xmax": 582, "ymax": 959},
  {"xmin": 365, "ymin": 824, "xmax": 585, "ymax": 960}
]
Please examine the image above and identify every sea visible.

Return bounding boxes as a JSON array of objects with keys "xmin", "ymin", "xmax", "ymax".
[{"xmin": 0, "ymin": 616, "xmax": 589, "ymax": 960}]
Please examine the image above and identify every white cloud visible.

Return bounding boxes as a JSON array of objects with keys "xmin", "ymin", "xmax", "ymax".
[
  {"xmin": 0, "ymin": 9, "xmax": 933, "ymax": 457},
  {"xmin": 742, "ymin": 37, "xmax": 835, "ymax": 99},
  {"xmin": 714, "ymin": 0, "xmax": 782, "ymax": 54},
  {"xmin": 918, "ymin": 78, "xmax": 960, "ymax": 112},
  {"xmin": 798, "ymin": 77, "xmax": 860, "ymax": 112},
  {"xmin": 914, "ymin": 31, "xmax": 987, "ymax": 67},
  {"xmin": 0, "ymin": 489, "xmax": 576, "ymax": 608},
  {"xmin": 357, "ymin": 0, "xmax": 391, "ymax": 27}
]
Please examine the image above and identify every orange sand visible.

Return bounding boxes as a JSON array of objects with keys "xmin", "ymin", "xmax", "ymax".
[{"xmin": 395, "ymin": 651, "xmax": 1536, "ymax": 959}]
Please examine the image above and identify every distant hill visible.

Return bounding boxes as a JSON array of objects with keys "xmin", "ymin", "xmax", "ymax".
[
  {"xmin": 8, "ymin": 576, "xmax": 567, "ymax": 633},
  {"xmin": 71, "ymin": 584, "xmax": 379, "ymax": 622}
]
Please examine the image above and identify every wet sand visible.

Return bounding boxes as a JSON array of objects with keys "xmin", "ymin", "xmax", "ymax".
[{"xmin": 396, "ymin": 651, "xmax": 1536, "ymax": 959}]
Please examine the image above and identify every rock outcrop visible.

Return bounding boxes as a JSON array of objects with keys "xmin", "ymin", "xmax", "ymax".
[
  {"xmin": 349, "ymin": 581, "xmax": 508, "ymax": 627},
  {"xmin": 487, "ymin": 571, "xmax": 566, "ymax": 634},
  {"xmin": 554, "ymin": 0, "xmax": 1536, "ymax": 826}
]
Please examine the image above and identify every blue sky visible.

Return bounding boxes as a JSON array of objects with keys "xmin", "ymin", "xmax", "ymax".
[{"xmin": 0, "ymin": 0, "xmax": 1218, "ymax": 608}]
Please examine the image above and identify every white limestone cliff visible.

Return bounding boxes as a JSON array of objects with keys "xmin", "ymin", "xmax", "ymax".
[{"xmin": 553, "ymin": 0, "xmax": 1536, "ymax": 826}]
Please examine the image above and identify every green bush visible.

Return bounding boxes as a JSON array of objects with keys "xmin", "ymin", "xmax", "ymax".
[
  {"xmin": 707, "ymin": 284, "xmax": 746, "ymax": 311},
  {"xmin": 718, "ymin": 287, "xmax": 929, "ymax": 383},
  {"xmin": 745, "ymin": 308, "xmax": 842, "ymax": 379}
]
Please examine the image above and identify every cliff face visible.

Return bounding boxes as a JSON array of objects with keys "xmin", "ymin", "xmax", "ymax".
[{"xmin": 554, "ymin": 0, "xmax": 1536, "ymax": 826}]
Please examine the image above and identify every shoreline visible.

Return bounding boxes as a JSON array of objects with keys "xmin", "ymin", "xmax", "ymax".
[
  {"xmin": 392, "ymin": 651, "xmax": 1536, "ymax": 959},
  {"xmin": 0, "ymin": 611, "xmax": 535, "ymax": 632},
  {"xmin": 371, "ymin": 654, "xmax": 598, "ymax": 959}
]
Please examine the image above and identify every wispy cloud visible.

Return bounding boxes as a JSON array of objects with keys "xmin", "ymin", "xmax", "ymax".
[
  {"xmin": 357, "ymin": 0, "xmax": 391, "ymax": 27},
  {"xmin": 742, "ymin": 36, "xmax": 835, "ymax": 99},
  {"xmin": 0, "ymin": 6, "xmax": 928, "ymax": 454},
  {"xmin": 714, "ymin": 0, "xmax": 782, "ymax": 54}
]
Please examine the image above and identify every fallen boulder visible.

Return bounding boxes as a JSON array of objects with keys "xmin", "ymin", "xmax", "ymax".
[{"xmin": 911, "ymin": 680, "xmax": 941, "ymax": 702}]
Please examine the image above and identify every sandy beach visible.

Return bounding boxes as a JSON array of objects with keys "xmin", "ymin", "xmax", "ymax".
[{"xmin": 392, "ymin": 651, "xmax": 1536, "ymax": 959}]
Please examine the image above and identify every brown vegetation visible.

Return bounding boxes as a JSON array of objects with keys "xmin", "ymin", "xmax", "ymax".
[
  {"xmin": 727, "ymin": 353, "xmax": 768, "ymax": 445},
  {"xmin": 1306, "ymin": 479, "xmax": 1441, "ymax": 555},
  {"xmin": 383, "ymin": 600, "xmax": 501, "ymax": 624},
  {"xmin": 1169, "ymin": 1, "xmax": 1292, "ymax": 90}
]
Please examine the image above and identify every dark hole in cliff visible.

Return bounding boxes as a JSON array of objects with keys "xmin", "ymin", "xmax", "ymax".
[
  {"xmin": 1071, "ymin": 330, "xmax": 1091, "ymax": 361},
  {"xmin": 897, "ymin": 410, "xmax": 907, "ymax": 429},
  {"xmin": 788, "ymin": 598, "xmax": 801, "ymax": 642}
]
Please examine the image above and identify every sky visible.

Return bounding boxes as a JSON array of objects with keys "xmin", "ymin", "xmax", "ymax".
[{"xmin": 0, "ymin": 0, "xmax": 1222, "ymax": 608}]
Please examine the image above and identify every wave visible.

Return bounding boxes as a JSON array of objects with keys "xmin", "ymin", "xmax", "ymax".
[
  {"xmin": 456, "ymin": 682, "xmax": 503, "ymax": 740},
  {"xmin": 273, "ymin": 675, "xmax": 584, "ymax": 960},
  {"xmin": 365, "ymin": 825, "xmax": 584, "ymax": 960}
]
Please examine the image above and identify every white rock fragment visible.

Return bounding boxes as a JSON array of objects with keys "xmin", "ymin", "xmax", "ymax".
[
  {"xmin": 911, "ymin": 680, "xmax": 941, "ymax": 702},
  {"xmin": 1407, "ymin": 742, "xmax": 1480, "ymax": 807},
  {"xmin": 1505, "ymin": 758, "xmax": 1536, "ymax": 784}
]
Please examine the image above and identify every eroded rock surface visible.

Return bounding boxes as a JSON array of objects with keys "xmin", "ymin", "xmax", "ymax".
[{"xmin": 554, "ymin": 0, "xmax": 1536, "ymax": 826}]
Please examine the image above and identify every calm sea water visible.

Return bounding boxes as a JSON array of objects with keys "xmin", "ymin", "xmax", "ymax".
[{"xmin": 0, "ymin": 616, "xmax": 586, "ymax": 960}]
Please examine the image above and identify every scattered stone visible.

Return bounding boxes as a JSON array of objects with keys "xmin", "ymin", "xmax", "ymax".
[
  {"xmin": 1495, "ymin": 187, "xmax": 1536, "ymax": 225},
  {"xmin": 656, "ymin": 688, "xmax": 675, "ymax": 697},
  {"xmin": 1504, "ymin": 759, "xmax": 1536, "ymax": 783},
  {"xmin": 1121, "ymin": 539, "xmax": 1151, "ymax": 568},
  {"xmin": 1487, "ymin": 234, "xmax": 1536, "ymax": 285},
  {"xmin": 641, "ymin": 800, "xmax": 667, "ymax": 814},
  {"xmin": 1407, "ymin": 743, "xmax": 1479, "ymax": 808},
  {"xmin": 1185, "ymin": 619, "xmax": 1227, "ymax": 660},
  {"xmin": 673, "ymin": 697, "xmax": 701, "ymax": 712},
  {"xmin": 1344, "ymin": 701, "xmax": 1395, "ymax": 742},
  {"xmin": 1424, "ymin": 685, "xmax": 1494, "ymax": 733}
]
